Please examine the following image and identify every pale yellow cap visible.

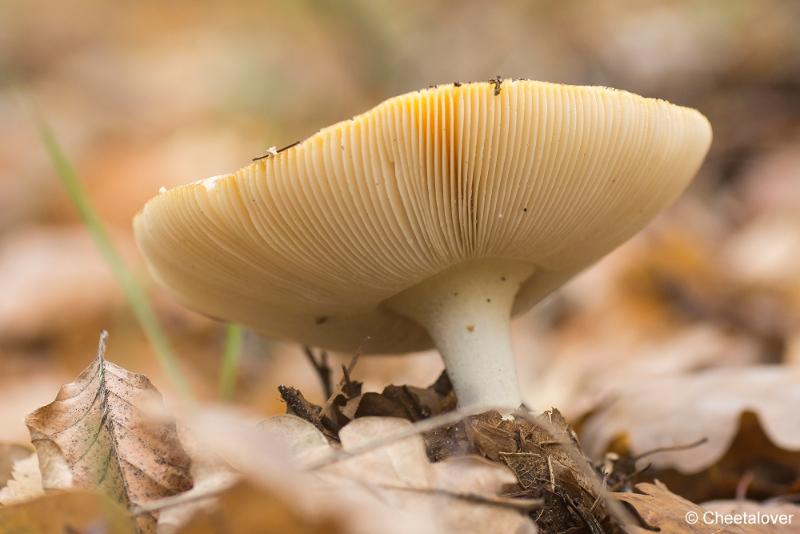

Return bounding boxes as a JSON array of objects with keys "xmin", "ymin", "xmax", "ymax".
[{"xmin": 134, "ymin": 79, "xmax": 712, "ymax": 353}]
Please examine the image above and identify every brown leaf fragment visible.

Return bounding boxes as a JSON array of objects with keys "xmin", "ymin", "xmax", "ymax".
[
  {"xmin": 278, "ymin": 384, "xmax": 323, "ymax": 424},
  {"xmin": 0, "ymin": 489, "xmax": 136, "ymax": 534},
  {"xmin": 354, "ymin": 391, "xmax": 413, "ymax": 420},
  {"xmin": 176, "ymin": 480, "xmax": 343, "ymax": 534},
  {"xmin": 466, "ymin": 410, "xmax": 619, "ymax": 534},
  {"xmin": 24, "ymin": 332, "xmax": 193, "ymax": 533},
  {"xmin": 0, "ymin": 443, "xmax": 32, "ymax": 488},
  {"xmin": 0, "ymin": 453, "xmax": 43, "ymax": 505},
  {"xmin": 617, "ymin": 481, "xmax": 776, "ymax": 534},
  {"xmin": 423, "ymin": 418, "xmax": 473, "ymax": 462},
  {"xmin": 465, "ymin": 412, "xmax": 518, "ymax": 461},
  {"xmin": 322, "ymin": 392, "xmax": 353, "ymax": 432}
]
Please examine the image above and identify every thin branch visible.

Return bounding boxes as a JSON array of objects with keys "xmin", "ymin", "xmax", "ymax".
[
  {"xmin": 632, "ymin": 437, "xmax": 709, "ymax": 461},
  {"xmin": 380, "ymin": 484, "xmax": 542, "ymax": 512},
  {"xmin": 131, "ymin": 482, "xmax": 236, "ymax": 516},
  {"xmin": 303, "ymin": 346, "xmax": 333, "ymax": 398},
  {"xmin": 322, "ymin": 335, "xmax": 371, "ymax": 409}
]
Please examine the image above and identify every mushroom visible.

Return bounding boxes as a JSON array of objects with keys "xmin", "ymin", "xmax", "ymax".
[{"xmin": 134, "ymin": 80, "xmax": 712, "ymax": 409}]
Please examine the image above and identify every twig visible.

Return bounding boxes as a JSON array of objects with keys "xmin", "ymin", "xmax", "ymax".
[
  {"xmin": 131, "ymin": 481, "xmax": 236, "ymax": 516},
  {"xmin": 380, "ymin": 485, "xmax": 542, "ymax": 512},
  {"xmin": 633, "ymin": 437, "xmax": 709, "ymax": 461},
  {"xmin": 303, "ymin": 346, "xmax": 333, "ymax": 398},
  {"xmin": 344, "ymin": 335, "xmax": 370, "ymax": 377},
  {"xmin": 322, "ymin": 335, "xmax": 371, "ymax": 409}
]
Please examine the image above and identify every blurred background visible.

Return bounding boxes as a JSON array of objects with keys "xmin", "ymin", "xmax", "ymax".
[{"xmin": 1, "ymin": 0, "xmax": 800, "ymax": 448}]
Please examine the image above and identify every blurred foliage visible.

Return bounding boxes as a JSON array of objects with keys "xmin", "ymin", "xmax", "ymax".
[{"xmin": 1, "ymin": 0, "xmax": 800, "ymax": 441}]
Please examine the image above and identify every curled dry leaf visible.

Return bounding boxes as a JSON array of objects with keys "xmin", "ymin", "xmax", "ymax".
[
  {"xmin": 462, "ymin": 410, "xmax": 620, "ymax": 533},
  {"xmin": 582, "ymin": 367, "xmax": 800, "ymax": 471},
  {"xmin": 582, "ymin": 366, "xmax": 800, "ymax": 501},
  {"xmin": 617, "ymin": 482, "xmax": 776, "ymax": 534},
  {"xmin": 0, "ymin": 454, "xmax": 42, "ymax": 505},
  {"xmin": 0, "ymin": 489, "xmax": 136, "ymax": 534},
  {"xmin": 535, "ymin": 325, "xmax": 761, "ymax": 418},
  {"xmin": 25, "ymin": 332, "xmax": 193, "ymax": 533}
]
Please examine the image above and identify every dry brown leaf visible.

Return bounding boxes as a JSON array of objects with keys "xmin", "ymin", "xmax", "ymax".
[
  {"xmin": 0, "ymin": 454, "xmax": 43, "ymax": 505},
  {"xmin": 430, "ymin": 456, "xmax": 537, "ymax": 534},
  {"xmin": 189, "ymin": 411, "xmax": 536, "ymax": 534},
  {"xmin": 0, "ymin": 443, "xmax": 32, "ymax": 488},
  {"xmin": 582, "ymin": 366, "xmax": 800, "ymax": 473},
  {"xmin": 175, "ymin": 479, "xmax": 344, "ymax": 534},
  {"xmin": 0, "ymin": 226, "xmax": 129, "ymax": 341},
  {"xmin": 333, "ymin": 416, "xmax": 433, "ymax": 488},
  {"xmin": 156, "ymin": 469, "xmax": 238, "ymax": 534},
  {"xmin": 187, "ymin": 409, "xmax": 441, "ymax": 534},
  {"xmin": 533, "ymin": 325, "xmax": 761, "ymax": 419},
  {"xmin": 463, "ymin": 410, "xmax": 617, "ymax": 533},
  {"xmin": 721, "ymin": 213, "xmax": 800, "ymax": 322},
  {"xmin": 0, "ymin": 489, "xmax": 136, "ymax": 534},
  {"xmin": 260, "ymin": 414, "xmax": 332, "ymax": 465},
  {"xmin": 0, "ymin": 352, "xmax": 73, "ymax": 444},
  {"xmin": 327, "ymin": 417, "xmax": 538, "ymax": 534},
  {"xmin": 431, "ymin": 455, "xmax": 517, "ymax": 494},
  {"xmin": 617, "ymin": 482, "xmax": 776, "ymax": 534},
  {"xmin": 25, "ymin": 332, "xmax": 193, "ymax": 532}
]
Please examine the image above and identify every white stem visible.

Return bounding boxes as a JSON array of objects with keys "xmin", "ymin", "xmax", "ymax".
[{"xmin": 386, "ymin": 259, "xmax": 535, "ymax": 409}]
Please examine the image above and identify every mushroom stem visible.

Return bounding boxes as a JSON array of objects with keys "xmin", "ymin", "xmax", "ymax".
[{"xmin": 387, "ymin": 259, "xmax": 535, "ymax": 409}]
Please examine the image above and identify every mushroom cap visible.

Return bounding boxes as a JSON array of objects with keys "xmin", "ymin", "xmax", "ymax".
[{"xmin": 134, "ymin": 79, "xmax": 712, "ymax": 353}]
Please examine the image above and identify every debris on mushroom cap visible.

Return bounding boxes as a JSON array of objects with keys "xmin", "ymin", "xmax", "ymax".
[{"xmin": 134, "ymin": 79, "xmax": 712, "ymax": 353}]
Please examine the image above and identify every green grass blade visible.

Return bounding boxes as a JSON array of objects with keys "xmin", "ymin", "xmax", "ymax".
[
  {"xmin": 36, "ymin": 117, "xmax": 195, "ymax": 406},
  {"xmin": 219, "ymin": 324, "xmax": 244, "ymax": 401}
]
